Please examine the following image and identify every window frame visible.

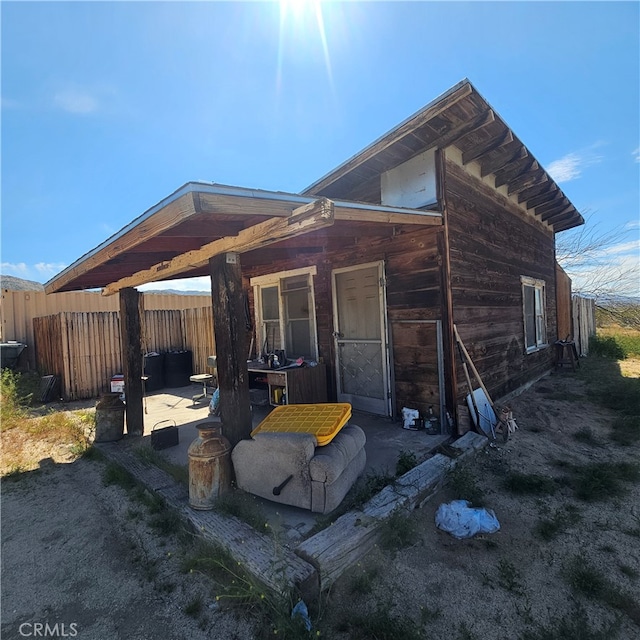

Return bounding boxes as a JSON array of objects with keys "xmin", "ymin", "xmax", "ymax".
[
  {"xmin": 250, "ymin": 266, "xmax": 319, "ymax": 361},
  {"xmin": 521, "ymin": 276, "xmax": 548, "ymax": 353}
]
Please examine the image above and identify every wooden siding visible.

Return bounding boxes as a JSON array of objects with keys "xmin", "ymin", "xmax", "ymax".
[
  {"xmin": 444, "ymin": 158, "xmax": 557, "ymax": 402},
  {"xmin": 1, "ymin": 290, "xmax": 210, "ymax": 370},
  {"xmin": 241, "ymin": 224, "xmax": 444, "ymax": 417},
  {"xmin": 32, "ymin": 307, "xmax": 215, "ymax": 400}
]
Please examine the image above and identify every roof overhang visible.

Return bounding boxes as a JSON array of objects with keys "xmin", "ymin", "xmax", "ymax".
[
  {"xmin": 303, "ymin": 79, "xmax": 584, "ymax": 234},
  {"xmin": 45, "ymin": 182, "xmax": 442, "ymax": 295}
]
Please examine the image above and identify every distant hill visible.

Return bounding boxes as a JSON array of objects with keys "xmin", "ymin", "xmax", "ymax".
[
  {"xmin": 1, "ymin": 275, "xmax": 208, "ymax": 296},
  {"xmin": 142, "ymin": 288, "xmax": 209, "ymax": 296},
  {"xmin": 1, "ymin": 275, "xmax": 45, "ymax": 291}
]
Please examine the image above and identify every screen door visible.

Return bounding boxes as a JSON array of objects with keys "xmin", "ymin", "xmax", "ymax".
[{"xmin": 332, "ymin": 262, "xmax": 390, "ymax": 415}]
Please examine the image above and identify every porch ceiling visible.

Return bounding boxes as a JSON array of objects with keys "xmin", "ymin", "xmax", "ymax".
[
  {"xmin": 45, "ymin": 183, "xmax": 441, "ymax": 294},
  {"xmin": 302, "ymin": 79, "xmax": 584, "ymax": 234}
]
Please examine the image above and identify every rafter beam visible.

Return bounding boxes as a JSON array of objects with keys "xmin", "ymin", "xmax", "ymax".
[
  {"xmin": 537, "ymin": 197, "xmax": 570, "ymax": 218},
  {"xmin": 524, "ymin": 185, "xmax": 559, "ymax": 209},
  {"xmin": 480, "ymin": 141, "xmax": 527, "ymax": 177},
  {"xmin": 494, "ymin": 158, "xmax": 538, "ymax": 188},
  {"xmin": 461, "ymin": 127, "xmax": 513, "ymax": 165},
  {"xmin": 507, "ymin": 169, "xmax": 547, "ymax": 196},
  {"xmin": 102, "ymin": 198, "xmax": 335, "ymax": 296},
  {"xmin": 433, "ymin": 109, "xmax": 495, "ymax": 151},
  {"xmin": 518, "ymin": 180, "xmax": 554, "ymax": 204},
  {"xmin": 542, "ymin": 204, "xmax": 574, "ymax": 222}
]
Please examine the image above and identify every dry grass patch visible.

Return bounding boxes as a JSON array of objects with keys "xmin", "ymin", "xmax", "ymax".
[{"xmin": 1, "ymin": 370, "xmax": 94, "ymax": 476}]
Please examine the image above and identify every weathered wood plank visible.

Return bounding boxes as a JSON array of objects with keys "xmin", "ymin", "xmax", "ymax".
[
  {"xmin": 103, "ymin": 199, "xmax": 335, "ymax": 296},
  {"xmin": 461, "ymin": 128, "xmax": 513, "ymax": 165},
  {"xmin": 296, "ymin": 441, "xmax": 486, "ymax": 588},
  {"xmin": 120, "ymin": 288, "xmax": 144, "ymax": 436},
  {"xmin": 210, "ymin": 254, "xmax": 252, "ymax": 448},
  {"xmin": 97, "ymin": 444, "xmax": 319, "ymax": 600}
]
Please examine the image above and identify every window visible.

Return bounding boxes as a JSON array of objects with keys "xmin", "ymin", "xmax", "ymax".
[
  {"xmin": 251, "ymin": 267, "xmax": 318, "ymax": 361},
  {"xmin": 521, "ymin": 276, "xmax": 547, "ymax": 352}
]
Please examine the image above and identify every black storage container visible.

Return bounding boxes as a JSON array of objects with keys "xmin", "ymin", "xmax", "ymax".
[
  {"xmin": 163, "ymin": 350, "xmax": 193, "ymax": 388},
  {"xmin": 144, "ymin": 353, "xmax": 165, "ymax": 392}
]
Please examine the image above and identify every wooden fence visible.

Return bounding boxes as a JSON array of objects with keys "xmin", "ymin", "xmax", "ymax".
[
  {"xmin": 572, "ymin": 295, "xmax": 596, "ymax": 357},
  {"xmin": 33, "ymin": 307, "xmax": 216, "ymax": 400},
  {"xmin": 1, "ymin": 289, "xmax": 210, "ymax": 370}
]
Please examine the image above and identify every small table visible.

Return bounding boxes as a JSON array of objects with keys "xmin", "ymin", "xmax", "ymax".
[
  {"xmin": 251, "ymin": 403, "xmax": 352, "ymax": 446},
  {"xmin": 190, "ymin": 373, "xmax": 214, "ymax": 405}
]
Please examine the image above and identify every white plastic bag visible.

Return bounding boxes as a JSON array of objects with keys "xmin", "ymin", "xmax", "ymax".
[
  {"xmin": 402, "ymin": 407, "xmax": 420, "ymax": 429},
  {"xmin": 435, "ymin": 500, "xmax": 500, "ymax": 539}
]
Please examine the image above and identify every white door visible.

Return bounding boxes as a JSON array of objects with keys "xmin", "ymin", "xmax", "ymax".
[{"xmin": 332, "ymin": 262, "xmax": 391, "ymax": 415}]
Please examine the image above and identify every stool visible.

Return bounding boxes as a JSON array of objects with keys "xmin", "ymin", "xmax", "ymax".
[
  {"xmin": 555, "ymin": 340, "xmax": 579, "ymax": 371},
  {"xmin": 190, "ymin": 373, "xmax": 214, "ymax": 405}
]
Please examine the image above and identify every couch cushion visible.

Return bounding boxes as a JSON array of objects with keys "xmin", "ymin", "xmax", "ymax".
[{"xmin": 309, "ymin": 424, "xmax": 366, "ymax": 484}]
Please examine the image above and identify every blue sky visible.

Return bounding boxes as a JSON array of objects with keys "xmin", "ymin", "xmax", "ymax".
[{"xmin": 2, "ymin": 1, "xmax": 639, "ymax": 295}]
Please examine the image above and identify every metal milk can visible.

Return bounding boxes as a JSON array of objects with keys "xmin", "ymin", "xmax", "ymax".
[
  {"xmin": 188, "ymin": 421, "xmax": 232, "ymax": 510},
  {"xmin": 94, "ymin": 393, "xmax": 125, "ymax": 442}
]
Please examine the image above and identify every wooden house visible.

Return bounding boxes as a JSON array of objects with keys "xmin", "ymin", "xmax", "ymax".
[{"xmin": 45, "ymin": 79, "xmax": 583, "ymax": 444}]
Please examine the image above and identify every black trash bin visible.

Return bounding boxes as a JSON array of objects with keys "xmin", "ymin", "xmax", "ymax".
[
  {"xmin": 163, "ymin": 350, "xmax": 193, "ymax": 388},
  {"xmin": 144, "ymin": 352, "xmax": 165, "ymax": 392}
]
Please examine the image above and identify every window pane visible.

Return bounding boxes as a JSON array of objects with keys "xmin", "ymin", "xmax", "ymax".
[
  {"xmin": 261, "ymin": 287, "xmax": 279, "ymax": 321},
  {"xmin": 288, "ymin": 319, "xmax": 312, "ymax": 359},
  {"xmin": 523, "ymin": 285, "xmax": 536, "ymax": 349},
  {"xmin": 284, "ymin": 289, "xmax": 309, "ymax": 320}
]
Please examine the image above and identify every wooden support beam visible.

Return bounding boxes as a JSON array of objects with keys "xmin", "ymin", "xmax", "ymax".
[
  {"xmin": 507, "ymin": 170, "xmax": 547, "ymax": 196},
  {"xmin": 209, "ymin": 254, "xmax": 252, "ymax": 449},
  {"xmin": 119, "ymin": 288, "xmax": 144, "ymax": 437},
  {"xmin": 462, "ymin": 128, "xmax": 513, "ymax": 165},
  {"xmin": 494, "ymin": 158, "xmax": 538, "ymax": 188},
  {"xmin": 333, "ymin": 206, "xmax": 442, "ymax": 226},
  {"xmin": 517, "ymin": 180, "xmax": 554, "ymax": 204},
  {"xmin": 543, "ymin": 206, "xmax": 576, "ymax": 224},
  {"xmin": 524, "ymin": 185, "xmax": 559, "ymax": 209},
  {"xmin": 480, "ymin": 142, "xmax": 527, "ymax": 177},
  {"xmin": 536, "ymin": 197, "xmax": 570, "ymax": 218},
  {"xmin": 103, "ymin": 198, "xmax": 335, "ymax": 296},
  {"xmin": 433, "ymin": 109, "xmax": 495, "ymax": 151},
  {"xmin": 45, "ymin": 193, "xmax": 197, "ymax": 295}
]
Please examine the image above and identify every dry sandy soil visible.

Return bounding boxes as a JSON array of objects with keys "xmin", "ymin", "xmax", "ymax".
[{"xmin": 2, "ymin": 358, "xmax": 639, "ymax": 639}]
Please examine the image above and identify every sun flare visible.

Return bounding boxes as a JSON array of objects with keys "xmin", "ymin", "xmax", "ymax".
[{"xmin": 277, "ymin": 0, "xmax": 333, "ymax": 87}]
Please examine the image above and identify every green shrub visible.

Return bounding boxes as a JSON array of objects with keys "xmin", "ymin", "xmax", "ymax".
[
  {"xmin": 0, "ymin": 369, "xmax": 28, "ymax": 429},
  {"xmin": 570, "ymin": 462, "xmax": 640, "ymax": 501},
  {"xmin": 447, "ymin": 463, "xmax": 485, "ymax": 507},
  {"xmin": 396, "ymin": 450, "xmax": 418, "ymax": 476},
  {"xmin": 503, "ymin": 472, "xmax": 558, "ymax": 496}
]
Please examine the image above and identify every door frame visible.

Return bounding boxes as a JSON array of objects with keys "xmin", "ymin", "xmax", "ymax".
[{"xmin": 331, "ymin": 260, "xmax": 392, "ymax": 416}]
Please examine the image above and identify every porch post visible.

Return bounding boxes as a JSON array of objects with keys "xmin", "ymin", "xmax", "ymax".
[
  {"xmin": 119, "ymin": 287, "xmax": 144, "ymax": 436},
  {"xmin": 209, "ymin": 253, "xmax": 252, "ymax": 448}
]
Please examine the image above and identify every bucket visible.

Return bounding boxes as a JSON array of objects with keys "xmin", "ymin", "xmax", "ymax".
[
  {"xmin": 95, "ymin": 393, "xmax": 125, "ymax": 442},
  {"xmin": 188, "ymin": 421, "xmax": 232, "ymax": 510}
]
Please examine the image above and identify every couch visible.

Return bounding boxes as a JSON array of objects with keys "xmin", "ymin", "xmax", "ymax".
[{"xmin": 231, "ymin": 424, "xmax": 367, "ymax": 514}]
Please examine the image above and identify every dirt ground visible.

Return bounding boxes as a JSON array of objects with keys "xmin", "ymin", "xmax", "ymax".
[{"xmin": 2, "ymin": 358, "xmax": 639, "ymax": 639}]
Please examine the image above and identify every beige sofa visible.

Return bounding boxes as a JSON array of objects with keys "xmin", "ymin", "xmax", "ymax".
[{"xmin": 231, "ymin": 424, "xmax": 366, "ymax": 514}]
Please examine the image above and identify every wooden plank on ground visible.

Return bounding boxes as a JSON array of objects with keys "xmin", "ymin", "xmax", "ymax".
[{"xmin": 96, "ymin": 443, "xmax": 319, "ymax": 600}]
